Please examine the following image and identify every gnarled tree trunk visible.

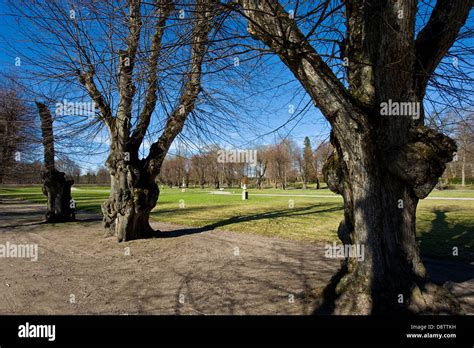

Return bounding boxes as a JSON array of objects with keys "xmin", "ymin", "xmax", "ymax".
[
  {"xmin": 42, "ymin": 170, "xmax": 75, "ymax": 223},
  {"xmin": 322, "ymin": 126, "xmax": 459, "ymax": 314},
  {"xmin": 102, "ymin": 151, "xmax": 159, "ymax": 242},
  {"xmin": 37, "ymin": 102, "xmax": 75, "ymax": 223},
  {"xmin": 239, "ymin": 0, "xmax": 471, "ymax": 314}
]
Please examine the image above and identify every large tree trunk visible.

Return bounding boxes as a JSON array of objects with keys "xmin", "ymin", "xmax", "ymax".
[
  {"xmin": 37, "ymin": 102, "xmax": 75, "ymax": 223},
  {"xmin": 322, "ymin": 126, "xmax": 460, "ymax": 314},
  {"xmin": 102, "ymin": 152, "xmax": 159, "ymax": 242},
  {"xmin": 239, "ymin": 0, "xmax": 471, "ymax": 314},
  {"xmin": 42, "ymin": 170, "xmax": 75, "ymax": 223},
  {"xmin": 317, "ymin": 0, "xmax": 463, "ymax": 313}
]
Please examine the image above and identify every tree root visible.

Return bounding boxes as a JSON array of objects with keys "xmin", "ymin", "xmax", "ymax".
[{"xmin": 314, "ymin": 263, "xmax": 463, "ymax": 315}]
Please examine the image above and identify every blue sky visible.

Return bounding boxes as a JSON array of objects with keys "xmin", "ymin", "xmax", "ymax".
[
  {"xmin": 0, "ymin": 1, "xmax": 471, "ymax": 172},
  {"xmin": 0, "ymin": 0, "xmax": 331, "ymax": 172}
]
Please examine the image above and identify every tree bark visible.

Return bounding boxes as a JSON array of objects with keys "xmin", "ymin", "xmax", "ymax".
[
  {"xmin": 42, "ymin": 170, "xmax": 75, "ymax": 223},
  {"xmin": 37, "ymin": 102, "xmax": 75, "ymax": 223},
  {"xmin": 102, "ymin": 151, "xmax": 159, "ymax": 242},
  {"xmin": 322, "ymin": 126, "xmax": 459, "ymax": 314},
  {"xmin": 324, "ymin": 0, "xmax": 466, "ymax": 314}
]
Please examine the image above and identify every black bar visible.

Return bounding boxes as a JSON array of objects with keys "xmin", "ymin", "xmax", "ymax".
[{"xmin": 0, "ymin": 315, "xmax": 472, "ymax": 346}]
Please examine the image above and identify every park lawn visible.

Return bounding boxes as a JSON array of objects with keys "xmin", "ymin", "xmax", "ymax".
[
  {"xmin": 0, "ymin": 185, "xmax": 473, "ymax": 260},
  {"xmin": 154, "ymin": 188, "xmax": 342, "ymax": 242},
  {"xmin": 427, "ymin": 190, "xmax": 474, "ymax": 198}
]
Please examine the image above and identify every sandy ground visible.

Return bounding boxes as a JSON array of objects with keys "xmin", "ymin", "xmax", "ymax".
[{"xmin": 0, "ymin": 198, "xmax": 472, "ymax": 315}]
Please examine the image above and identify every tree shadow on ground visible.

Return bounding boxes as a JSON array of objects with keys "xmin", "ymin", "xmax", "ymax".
[
  {"xmin": 152, "ymin": 204, "xmax": 342, "ymax": 238},
  {"xmin": 418, "ymin": 209, "xmax": 473, "ymax": 262},
  {"xmin": 419, "ymin": 209, "xmax": 474, "ymax": 284},
  {"xmin": 0, "ymin": 200, "xmax": 102, "ymax": 230},
  {"xmin": 0, "ymin": 216, "xmax": 103, "ymax": 230},
  {"xmin": 152, "ymin": 204, "xmax": 230, "ymax": 215}
]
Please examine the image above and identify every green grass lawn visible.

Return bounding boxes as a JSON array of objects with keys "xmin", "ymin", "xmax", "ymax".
[{"xmin": 1, "ymin": 185, "xmax": 472, "ymax": 261}]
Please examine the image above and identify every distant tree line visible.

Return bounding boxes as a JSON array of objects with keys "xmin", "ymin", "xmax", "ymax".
[
  {"xmin": 444, "ymin": 114, "xmax": 474, "ymax": 185},
  {"xmin": 158, "ymin": 138, "xmax": 333, "ymax": 189},
  {"xmin": 0, "ymin": 85, "xmax": 37, "ymax": 184}
]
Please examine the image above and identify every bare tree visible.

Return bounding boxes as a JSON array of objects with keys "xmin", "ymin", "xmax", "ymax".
[
  {"xmin": 266, "ymin": 138, "xmax": 296, "ymax": 189},
  {"xmin": 56, "ymin": 157, "xmax": 82, "ymax": 183},
  {"xmin": 0, "ymin": 86, "xmax": 36, "ymax": 183},
  {"xmin": 255, "ymin": 146, "xmax": 269, "ymax": 189},
  {"xmin": 314, "ymin": 140, "xmax": 333, "ymax": 189},
  {"xmin": 191, "ymin": 153, "xmax": 208, "ymax": 188},
  {"xmin": 454, "ymin": 113, "xmax": 474, "ymax": 186},
  {"xmin": 89, "ymin": 1, "xmax": 217, "ymax": 241},
  {"xmin": 301, "ymin": 136, "xmax": 314, "ymax": 189},
  {"xmin": 236, "ymin": 0, "xmax": 472, "ymax": 314},
  {"xmin": 158, "ymin": 158, "xmax": 174, "ymax": 187},
  {"xmin": 96, "ymin": 167, "xmax": 112, "ymax": 185},
  {"xmin": 11, "ymin": 0, "xmax": 220, "ymax": 241}
]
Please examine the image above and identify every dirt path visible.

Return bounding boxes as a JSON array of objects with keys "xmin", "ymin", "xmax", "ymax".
[{"xmin": 0, "ymin": 199, "xmax": 472, "ymax": 315}]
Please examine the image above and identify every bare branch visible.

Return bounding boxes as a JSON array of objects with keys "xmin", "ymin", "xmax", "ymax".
[
  {"xmin": 36, "ymin": 102, "xmax": 55, "ymax": 172},
  {"xmin": 146, "ymin": 0, "xmax": 217, "ymax": 171},
  {"xmin": 415, "ymin": 0, "xmax": 473, "ymax": 97},
  {"xmin": 236, "ymin": 0, "xmax": 356, "ymax": 124},
  {"xmin": 77, "ymin": 69, "xmax": 114, "ymax": 131},
  {"xmin": 130, "ymin": 0, "xmax": 173, "ymax": 150},
  {"xmin": 116, "ymin": 0, "xmax": 143, "ymax": 141}
]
